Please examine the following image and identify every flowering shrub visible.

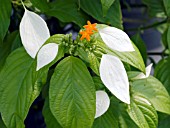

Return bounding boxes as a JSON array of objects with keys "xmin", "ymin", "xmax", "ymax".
[{"xmin": 0, "ymin": 0, "xmax": 170, "ymax": 128}]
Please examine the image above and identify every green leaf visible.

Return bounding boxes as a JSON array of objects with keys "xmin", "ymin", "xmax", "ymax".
[
  {"xmin": 154, "ymin": 57, "xmax": 170, "ymax": 94},
  {"xmin": 131, "ymin": 34, "xmax": 147, "ymax": 64},
  {"xmin": 45, "ymin": 34, "xmax": 65, "ymax": 46},
  {"xmin": 46, "ymin": 0, "xmax": 87, "ymax": 27},
  {"xmin": 0, "ymin": 31, "xmax": 21, "ymax": 71},
  {"xmin": 167, "ymin": 26, "xmax": 170, "ymax": 51},
  {"xmin": 30, "ymin": 0, "xmax": 49, "ymax": 12},
  {"xmin": 92, "ymin": 97, "xmax": 118, "ymax": 128},
  {"xmin": 161, "ymin": 27, "xmax": 168, "ymax": 48},
  {"xmin": 0, "ymin": 115, "xmax": 6, "ymax": 128},
  {"xmin": 101, "ymin": 0, "xmax": 115, "ymax": 17},
  {"xmin": 10, "ymin": 32, "xmax": 22, "ymax": 51},
  {"xmin": 142, "ymin": 0, "xmax": 166, "ymax": 18},
  {"xmin": 0, "ymin": 0, "xmax": 11, "ymax": 44},
  {"xmin": 111, "ymin": 97, "xmax": 138, "ymax": 128},
  {"xmin": 43, "ymin": 98, "xmax": 62, "ymax": 128},
  {"xmin": 76, "ymin": 47, "xmax": 89, "ymax": 62},
  {"xmin": 80, "ymin": 0, "xmax": 123, "ymax": 29},
  {"xmin": 93, "ymin": 32, "xmax": 145, "ymax": 73},
  {"xmin": 163, "ymin": 0, "xmax": 170, "ymax": 16},
  {"xmin": 0, "ymin": 48, "xmax": 48, "ymax": 127},
  {"xmin": 127, "ymin": 71, "xmax": 140, "ymax": 80},
  {"xmin": 127, "ymin": 94, "xmax": 158, "ymax": 128},
  {"xmin": 158, "ymin": 115, "xmax": 170, "ymax": 128},
  {"xmin": 8, "ymin": 114, "xmax": 25, "ymax": 128},
  {"xmin": 93, "ymin": 76, "xmax": 105, "ymax": 90},
  {"xmin": 131, "ymin": 76, "xmax": 170, "ymax": 115},
  {"xmin": 88, "ymin": 52, "xmax": 100, "ymax": 75},
  {"xmin": 49, "ymin": 56, "xmax": 96, "ymax": 128}
]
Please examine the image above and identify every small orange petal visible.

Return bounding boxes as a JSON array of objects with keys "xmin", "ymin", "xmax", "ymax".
[
  {"xmin": 86, "ymin": 35, "xmax": 90, "ymax": 41},
  {"xmin": 87, "ymin": 21, "xmax": 91, "ymax": 25},
  {"xmin": 80, "ymin": 21, "xmax": 98, "ymax": 41}
]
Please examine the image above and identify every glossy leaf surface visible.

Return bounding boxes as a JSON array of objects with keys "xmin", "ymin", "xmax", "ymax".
[
  {"xmin": 0, "ymin": 48, "xmax": 47, "ymax": 127},
  {"xmin": 49, "ymin": 56, "xmax": 95, "ymax": 128},
  {"xmin": 131, "ymin": 76, "xmax": 170, "ymax": 114},
  {"xmin": 127, "ymin": 94, "xmax": 158, "ymax": 128}
]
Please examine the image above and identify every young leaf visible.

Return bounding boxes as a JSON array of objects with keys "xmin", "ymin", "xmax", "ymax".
[
  {"xmin": 0, "ymin": 48, "xmax": 48, "ymax": 127},
  {"xmin": 100, "ymin": 54, "xmax": 130, "ymax": 104},
  {"xmin": 95, "ymin": 91, "xmax": 110, "ymax": 118},
  {"xmin": 127, "ymin": 94, "xmax": 158, "ymax": 128},
  {"xmin": 36, "ymin": 43, "xmax": 58, "ymax": 71},
  {"xmin": 49, "ymin": 56, "xmax": 96, "ymax": 128},
  {"xmin": 131, "ymin": 76, "xmax": 170, "ymax": 114},
  {"xmin": 88, "ymin": 52, "xmax": 100, "ymax": 75},
  {"xmin": 99, "ymin": 26, "xmax": 135, "ymax": 52},
  {"xmin": 20, "ymin": 9, "xmax": 50, "ymax": 58},
  {"xmin": 43, "ymin": 98, "xmax": 62, "ymax": 128},
  {"xmin": 101, "ymin": 0, "xmax": 115, "ymax": 16},
  {"xmin": 0, "ymin": 0, "xmax": 11, "ymax": 44}
]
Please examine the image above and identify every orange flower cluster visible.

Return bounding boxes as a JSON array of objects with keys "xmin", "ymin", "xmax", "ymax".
[{"xmin": 80, "ymin": 21, "xmax": 97, "ymax": 41}]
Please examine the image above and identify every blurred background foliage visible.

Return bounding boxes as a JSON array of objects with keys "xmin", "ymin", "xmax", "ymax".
[{"xmin": 1, "ymin": 0, "xmax": 170, "ymax": 127}]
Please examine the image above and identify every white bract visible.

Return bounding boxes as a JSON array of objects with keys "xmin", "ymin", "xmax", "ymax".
[
  {"xmin": 100, "ymin": 54, "xmax": 130, "ymax": 104},
  {"xmin": 97, "ymin": 26, "xmax": 134, "ymax": 110},
  {"xmin": 20, "ymin": 8, "xmax": 58, "ymax": 71},
  {"xmin": 132, "ymin": 63, "xmax": 153, "ymax": 80},
  {"xmin": 95, "ymin": 90, "xmax": 110, "ymax": 118},
  {"xmin": 99, "ymin": 26, "xmax": 135, "ymax": 52},
  {"xmin": 20, "ymin": 9, "xmax": 50, "ymax": 58},
  {"xmin": 36, "ymin": 43, "xmax": 58, "ymax": 71}
]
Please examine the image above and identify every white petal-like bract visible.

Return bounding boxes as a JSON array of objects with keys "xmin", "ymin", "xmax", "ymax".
[
  {"xmin": 100, "ymin": 54, "xmax": 130, "ymax": 104},
  {"xmin": 132, "ymin": 63, "xmax": 153, "ymax": 79},
  {"xmin": 20, "ymin": 9, "xmax": 50, "ymax": 58},
  {"xmin": 36, "ymin": 43, "xmax": 58, "ymax": 71},
  {"xmin": 99, "ymin": 27, "xmax": 135, "ymax": 52},
  {"xmin": 95, "ymin": 91, "xmax": 110, "ymax": 118}
]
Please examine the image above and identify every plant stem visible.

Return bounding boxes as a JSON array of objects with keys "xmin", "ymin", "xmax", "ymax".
[
  {"xmin": 147, "ymin": 52, "xmax": 169, "ymax": 56},
  {"xmin": 126, "ymin": 18, "xmax": 168, "ymax": 31}
]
